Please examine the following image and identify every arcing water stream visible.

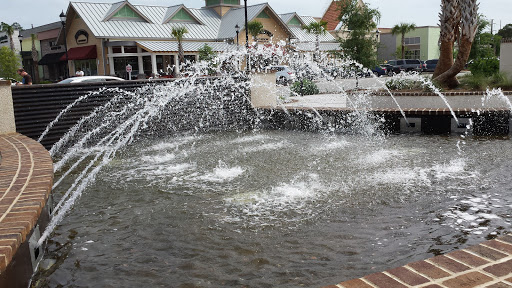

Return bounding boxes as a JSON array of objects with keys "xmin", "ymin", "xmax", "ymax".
[{"xmin": 31, "ymin": 46, "xmax": 511, "ymax": 287}]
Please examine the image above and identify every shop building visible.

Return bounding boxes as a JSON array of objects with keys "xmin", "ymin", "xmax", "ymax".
[{"xmin": 59, "ymin": 0, "xmax": 337, "ymax": 79}]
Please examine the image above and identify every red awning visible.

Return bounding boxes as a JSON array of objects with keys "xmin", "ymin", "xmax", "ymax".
[{"xmin": 60, "ymin": 45, "xmax": 97, "ymax": 61}]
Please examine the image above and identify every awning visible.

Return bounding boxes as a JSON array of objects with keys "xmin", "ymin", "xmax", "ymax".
[
  {"xmin": 60, "ymin": 45, "xmax": 97, "ymax": 61},
  {"xmin": 38, "ymin": 52, "xmax": 65, "ymax": 65}
]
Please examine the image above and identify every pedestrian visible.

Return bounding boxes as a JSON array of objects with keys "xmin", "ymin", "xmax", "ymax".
[
  {"xmin": 75, "ymin": 68, "xmax": 84, "ymax": 77},
  {"xmin": 16, "ymin": 68, "xmax": 32, "ymax": 85}
]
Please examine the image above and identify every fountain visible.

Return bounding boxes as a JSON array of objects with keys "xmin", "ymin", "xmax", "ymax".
[{"xmin": 29, "ymin": 46, "xmax": 511, "ymax": 288}]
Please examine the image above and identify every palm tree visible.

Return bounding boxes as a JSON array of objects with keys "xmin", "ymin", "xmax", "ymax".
[
  {"xmin": 247, "ymin": 20, "xmax": 264, "ymax": 43},
  {"xmin": 302, "ymin": 20, "xmax": 328, "ymax": 59},
  {"xmin": 1, "ymin": 22, "xmax": 22, "ymax": 52},
  {"xmin": 31, "ymin": 34, "xmax": 39, "ymax": 83},
  {"xmin": 391, "ymin": 23, "xmax": 416, "ymax": 59},
  {"xmin": 171, "ymin": 26, "xmax": 188, "ymax": 75},
  {"xmin": 434, "ymin": 0, "xmax": 479, "ymax": 88},
  {"xmin": 433, "ymin": 0, "xmax": 460, "ymax": 83}
]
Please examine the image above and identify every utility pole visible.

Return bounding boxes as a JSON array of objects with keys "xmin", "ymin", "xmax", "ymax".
[{"xmin": 490, "ymin": 19, "xmax": 494, "ymax": 35}]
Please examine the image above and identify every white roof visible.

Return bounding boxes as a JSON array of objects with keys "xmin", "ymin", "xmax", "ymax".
[
  {"xmin": 293, "ymin": 42, "xmax": 341, "ymax": 52},
  {"xmin": 137, "ymin": 41, "xmax": 237, "ymax": 52},
  {"xmin": 69, "ymin": 1, "xmax": 335, "ymax": 43},
  {"xmin": 71, "ymin": 2, "xmax": 221, "ymax": 40}
]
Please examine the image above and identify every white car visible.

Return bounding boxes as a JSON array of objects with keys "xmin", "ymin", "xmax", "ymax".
[
  {"xmin": 267, "ymin": 65, "xmax": 296, "ymax": 85},
  {"xmin": 58, "ymin": 76, "xmax": 124, "ymax": 84},
  {"xmin": 0, "ymin": 77, "xmax": 18, "ymax": 86}
]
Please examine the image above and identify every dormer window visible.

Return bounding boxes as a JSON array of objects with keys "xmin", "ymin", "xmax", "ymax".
[
  {"xmin": 257, "ymin": 11, "xmax": 270, "ymax": 19},
  {"xmin": 288, "ymin": 16, "xmax": 302, "ymax": 26},
  {"xmin": 163, "ymin": 6, "xmax": 203, "ymax": 25},
  {"xmin": 103, "ymin": 1, "xmax": 153, "ymax": 23}
]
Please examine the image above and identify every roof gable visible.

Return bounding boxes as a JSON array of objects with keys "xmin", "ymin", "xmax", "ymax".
[
  {"xmin": 103, "ymin": 1, "xmax": 153, "ymax": 23},
  {"xmin": 280, "ymin": 13, "xmax": 306, "ymax": 26},
  {"xmin": 162, "ymin": 5, "xmax": 204, "ymax": 25},
  {"xmin": 218, "ymin": 4, "xmax": 294, "ymax": 39}
]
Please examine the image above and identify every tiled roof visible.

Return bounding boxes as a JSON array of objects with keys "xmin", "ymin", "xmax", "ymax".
[{"xmin": 321, "ymin": 0, "xmax": 346, "ymax": 31}]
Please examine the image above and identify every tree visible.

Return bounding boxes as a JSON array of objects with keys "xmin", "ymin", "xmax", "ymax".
[
  {"xmin": 247, "ymin": 20, "xmax": 264, "ymax": 42},
  {"xmin": 31, "ymin": 34, "xmax": 40, "ymax": 83},
  {"xmin": 468, "ymin": 14, "xmax": 491, "ymax": 60},
  {"xmin": 1, "ymin": 22, "xmax": 22, "ymax": 52},
  {"xmin": 391, "ymin": 23, "xmax": 416, "ymax": 59},
  {"xmin": 338, "ymin": 0, "xmax": 381, "ymax": 68},
  {"xmin": 434, "ymin": 0, "xmax": 479, "ymax": 88},
  {"xmin": 497, "ymin": 24, "xmax": 512, "ymax": 39},
  {"xmin": 302, "ymin": 20, "xmax": 328, "ymax": 58},
  {"xmin": 0, "ymin": 47, "xmax": 21, "ymax": 81},
  {"xmin": 198, "ymin": 44, "xmax": 215, "ymax": 62},
  {"xmin": 171, "ymin": 26, "xmax": 188, "ymax": 66}
]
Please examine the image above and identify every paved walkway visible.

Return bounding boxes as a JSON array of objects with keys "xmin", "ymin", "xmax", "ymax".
[
  {"xmin": 0, "ymin": 133, "xmax": 53, "ymax": 272},
  {"xmin": 323, "ymin": 236, "xmax": 512, "ymax": 288}
]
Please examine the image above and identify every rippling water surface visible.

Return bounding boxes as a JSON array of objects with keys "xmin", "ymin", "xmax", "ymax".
[{"xmin": 34, "ymin": 131, "xmax": 512, "ymax": 287}]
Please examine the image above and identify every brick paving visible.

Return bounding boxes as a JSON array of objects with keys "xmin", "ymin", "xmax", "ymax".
[
  {"xmin": 0, "ymin": 133, "xmax": 53, "ymax": 273},
  {"xmin": 326, "ymin": 235, "xmax": 512, "ymax": 288}
]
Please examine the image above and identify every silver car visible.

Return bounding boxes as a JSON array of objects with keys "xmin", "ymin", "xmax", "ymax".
[{"xmin": 267, "ymin": 65, "xmax": 296, "ymax": 85}]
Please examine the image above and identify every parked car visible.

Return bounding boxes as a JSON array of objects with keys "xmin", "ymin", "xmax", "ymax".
[
  {"xmin": 267, "ymin": 65, "xmax": 296, "ymax": 85},
  {"xmin": 0, "ymin": 77, "xmax": 18, "ymax": 85},
  {"xmin": 58, "ymin": 75, "xmax": 125, "ymax": 84},
  {"xmin": 385, "ymin": 59, "xmax": 422, "ymax": 75},
  {"xmin": 424, "ymin": 59, "xmax": 438, "ymax": 72},
  {"xmin": 372, "ymin": 65, "xmax": 388, "ymax": 76}
]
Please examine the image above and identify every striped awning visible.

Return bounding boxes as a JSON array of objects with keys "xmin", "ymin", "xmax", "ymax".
[{"xmin": 137, "ymin": 41, "xmax": 238, "ymax": 53}]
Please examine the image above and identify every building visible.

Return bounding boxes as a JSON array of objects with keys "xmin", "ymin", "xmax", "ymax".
[
  {"xmin": 59, "ymin": 0, "xmax": 337, "ymax": 79},
  {"xmin": 378, "ymin": 26, "xmax": 441, "ymax": 62},
  {"xmin": 320, "ymin": 0, "xmax": 369, "ymax": 40},
  {"xmin": 0, "ymin": 29, "xmax": 22, "ymax": 52},
  {"xmin": 20, "ymin": 22, "xmax": 68, "ymax": 83}
]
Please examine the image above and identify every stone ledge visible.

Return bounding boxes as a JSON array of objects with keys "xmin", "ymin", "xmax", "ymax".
[
  {"xmin": 0, "ymin": 133, "xmax": 53, "ymax": 273},
  {"xmin": 326, "ymin": 234, "xmax": 512, "ymax": 288}
]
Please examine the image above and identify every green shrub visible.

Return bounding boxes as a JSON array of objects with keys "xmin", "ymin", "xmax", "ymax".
[
  {"xmin": 291, "ymin": 79, "xmax": 319, "ymax": 96},
  {"xmin": 459, "ymin": 73, "xmax": 490, "ymax": 90},
  {"xmin": 469, "ymin": 57, "xmax": 500, "ymax": 76}
]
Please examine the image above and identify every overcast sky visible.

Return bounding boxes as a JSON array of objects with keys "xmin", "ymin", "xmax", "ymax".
[{"xmin": 2, "ymin": 0, "xmax": 511, "ymax": 32}]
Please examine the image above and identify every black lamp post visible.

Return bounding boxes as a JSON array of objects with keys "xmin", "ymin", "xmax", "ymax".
[
  {"xmin": 235, "ymin": 24, "xmax": 240, "ymax": 47},
  {"xmin": 60, "ymin": 11, "xmax": 69, "ymax": 78},
  {"xmin": 244, "ymin": 0, "xmax": 248, "ymax": 49},
  {"xmin": 18, "ymin": 34, "xmax": 23, "ymax": 52},
  {"xmin": 244, "ymin": 0, "xmax": 249, "ymax": 72}
]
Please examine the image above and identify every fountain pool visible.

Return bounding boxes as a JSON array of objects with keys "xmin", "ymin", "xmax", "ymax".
[{"xmin": 32, "ymin": 131, "xmax": 511, "ymax": 287}]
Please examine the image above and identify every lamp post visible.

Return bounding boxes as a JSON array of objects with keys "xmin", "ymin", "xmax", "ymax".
[
  {"xmin": 60, "ymin": 11, "xmax": 69, "ymax": 78},
  {"xmin": 244, "ymin": 0, "xmax": 249, "ymax": 72},
  {"xmin": 18, "ymin": 34, "xmax": 23, "ymax": 66},
  {"xmin": 235, "ymin": 24, "xmax": 240, "ymax": 48}
]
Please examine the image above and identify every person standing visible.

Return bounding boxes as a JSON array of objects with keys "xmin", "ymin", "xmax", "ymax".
[
  {"xmin": 75, "ymin": 68, "xmax": 84, "ymax": 77},
  {"xmin": 16, "ymin": 68, "xmax": 32, "ymax": 85}
]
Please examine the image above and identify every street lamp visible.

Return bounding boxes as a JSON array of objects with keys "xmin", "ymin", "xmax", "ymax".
[
  {"xmin": 18, "ymin": 33, "xmax": 23, "ymax": 53},
  {"xmin": 60, "ymin": 10, "xmax": 69, "ymax": 78},
  {"xmin": 244, "ymin": 0, "xmax": 249, "ymax": 72},
  {"xmin": 235, "ymin": 24, "xmax": 240, "ymax": 47}
]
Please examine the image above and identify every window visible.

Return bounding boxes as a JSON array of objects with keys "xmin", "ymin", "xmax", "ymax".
[
  {"xmin": 404, "ymin": 37, "xmax": 420, "ymax": 45},
  {"xmin": 113, "ymin": 5, "xmax": 142, "ymax": 20},
  {"xmin": 171, "ymin": 9, "xmax": 195, "ymax": 22},
  {"xmin": 74, "ymin": 59, "xmax": 97, "ymax": 76},
  {"xmin": 405, "ymin": 50, "xmax": 421, "ymax": 59},
  {"xmin": 124, "ymin": 46, "xmax": 138, "ymax": 53},
  {"xmin": 257, "ymin": 11, "xmax": 270, "ymax": 19},
  {"xmin": 206, "ymin": 0, "xmax": 221, "ymax": 6},
  {"xmin": 288, "ymin": 16, "xmax": 301, "ymax": 26},
  {"xmin": 223, "ymin": 0, "xmax": 239, "ymax": 5},
  {"xmin": 112, "ymin": 46, "xmax": 122, "ymax": 53},
  {"xmin": 396, "ymin": 60, "xmax": 404, "ymax": 65}
]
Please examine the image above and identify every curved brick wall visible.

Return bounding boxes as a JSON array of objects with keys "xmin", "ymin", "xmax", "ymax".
[{"xmin": 0, "ymin": 133, "xmax": 53, "ymax": 278}]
